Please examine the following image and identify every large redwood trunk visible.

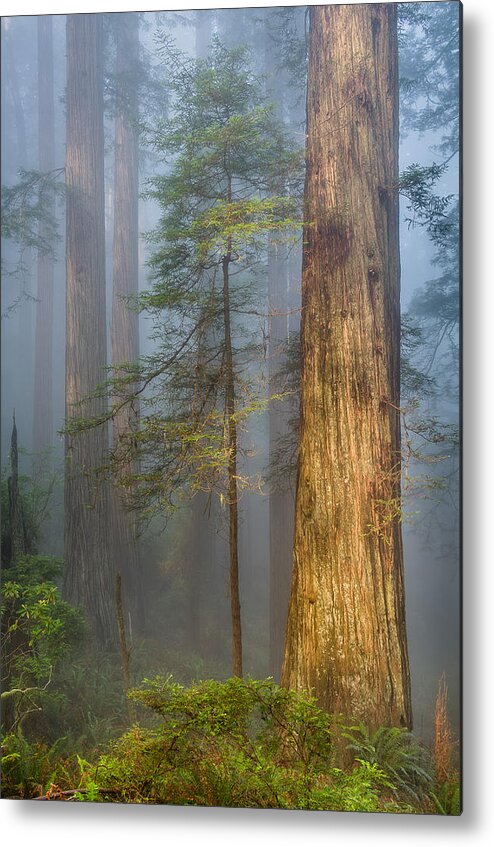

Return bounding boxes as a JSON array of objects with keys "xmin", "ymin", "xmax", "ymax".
[
  {"xmin": 111, "ymin": 12, "xmax": 142, "ymax": 631},
  {"xmin": 33, "ymin": 16, "xmax": 55, "ymax": 455},
  {"xmin": 282, "ymin": 4, "xmax": 412, "ymax": 731},
  {"xmin": 263, "ymin": 12, "xmax": 296, "ymax": 681},
  {"xmin": 64, "ymin": 14, "xmax": 114, "ymax": 642}
]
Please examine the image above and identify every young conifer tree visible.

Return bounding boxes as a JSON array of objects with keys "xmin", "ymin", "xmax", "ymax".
[{"xmin": 108, "ymin": 40, "xmax": 301, "ymax": 676}]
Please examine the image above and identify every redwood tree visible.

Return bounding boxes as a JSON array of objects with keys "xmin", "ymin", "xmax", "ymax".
[
  {"xmin": 64, "ymin": 14, "xmax": 114, "ymax": 641},
  {"xmin": 111, "ymin": 12, "xmax": 141, "ymax": 627},
  {"xmin": 263, "ymin": 16, "xmax": 296, "ymax": 680},
  {"xmin": 282, "ymin": 4, "xmax": 412, "ymax": 731},
  {"xmin": 33, "ymin": 15, "xmax": 55, "ymax": 455}
]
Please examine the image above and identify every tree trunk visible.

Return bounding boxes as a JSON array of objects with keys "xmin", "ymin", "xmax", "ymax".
[
  {"xmin": 195, "ymin": 9, "xmax": 213, "ymax": 59},
  {"xmin": 268, "ymin": 242, "xmax": 295, "ymax": 679},
  {"xmin": 282, "ymin": 4, "xmax": 412, "ymax": 731},
  {"xmin": 2, "ymin": 20, "xmax": 27, "ymax": 163},
  {"xmin": 8, "ymin": 414, "xmax": 27, "ymax": 565},
  {"xmin": 263, "ymin": 14, "xmax": 296, "ymax": 680},
  {"xmin": 111, "ymin": 12, "xmax": 142, "ymax": 631},
  {"xmin": 33, "ymin": 16, "xmax": 55, "ymax": 455},
  {"xmin": 222, "ymin": 251, "xmax": 242, "ymax": 678},
  {"xmin": 64, "ymin": 14, "xmax": 114, "ymax": 643},
  {"xmin": 180, "ymin": 8, "xmax": 219, "ymax": 656}
]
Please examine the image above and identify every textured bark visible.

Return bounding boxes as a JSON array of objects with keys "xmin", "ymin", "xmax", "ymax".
[
  {"xmin": 282, "ymin": 4, "xmax": 412, "ymax": 731},
  {"xmin": 263, "ymin": 21, "xmax": 296, "ymax": 680},
  {"xmin": 63, "ymin": 15, "xmax": 114, "ymax": 642},
  {"xmin": 33, "ymin": 16, "xmax": 55, "ymax": 455},
  {"xmin": 268, "ymin": 240, "xmax": 295, "ymax": 680},
  {"xmin": 111, "ymin": 13, "xmax": 142, "ymax": 629}
]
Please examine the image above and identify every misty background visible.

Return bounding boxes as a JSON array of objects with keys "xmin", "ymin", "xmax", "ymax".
[{"xmin": 1, "ymin": 3, "xmax": 460, "ymax": 743}]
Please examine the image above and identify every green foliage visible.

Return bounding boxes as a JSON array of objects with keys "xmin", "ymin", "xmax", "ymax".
[
  {"xmin": 343, "ymin": 722, "xmax": 433, "ymax": 803},
  {"xmin": 1, "ymin": 473, "xmax": 37, "ymax": 563},
  {"xmin": 1, "ymin": 450, "xmax": 62, "ymax": 565},
  {"xmin": 399, "ymin": 163, "xmax": 454, "ymax": 249},
  {"xmin": 1, "ymin": 555, "xmax": 85, "ymax": 733},
  {"xmin": 70, "ymin": 39, "xmax": 303, "ymax": 523},
  {"xmin": 0, "ymin": 729, "xmax": 74, "ymax": 799},
  {"xmin": 49, "ymin": 645, "xmax": 145, "ymax": 752},
  {"xmin": 1, "ymin": 673, "xmax": 453, "ymax": 812},
  {"xmin": 86, "ymin": 677, "xmax": 401, "ymax": 810},
  {"xmin": 400, "ymin": 315, "xmax": 435, "ymax": 399},
  {"xmin": 430, "ymin": 774, "xmax": 461, "ymax": 816},
  {"xmin": 399, "ymin": 1, "xmax": 460, "ymax": 155},
  {"xmin": 1, "ymin": 168, "xmax": 63, "ymax": 254},
  {"xmin": 1, "ymin": 168, "xmax": 64, "ymax": 315}
]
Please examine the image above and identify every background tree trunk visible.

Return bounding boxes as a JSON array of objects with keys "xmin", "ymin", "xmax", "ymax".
[
  {"xmin": 111, "ymin": 12, "xmax": 142, "ymax": 632},
  {"xmin": 223, "ymin": 252, "xmax": 242, "ymax": 678},
  {"xmin": 180, "ymin": 7, "xmax": 218, "ymax": 657},
  {"xmin": 267, "ymin": 241, "xmax": 295, "ymax": 680},
  {"xmin": 195, "ymin": 9, "xmax": 213, "ymax": 59},
  {"xmin": 8, "ymin": 414, "xmax": 27, "ymax": 565},
  {"xmin": 33, "ymin": 16, "xmax": 55, "ymax": 456},
  {"xmin": 263, "ymin": 14, "xmax": 296, "ymax": 680},
  {"xmin": 63, "ymin": 14, "xmax": 114, "ymax": 643},
  {"xmin": 282, "ymin": 3, "xmax": 412, "ymax": 731}
]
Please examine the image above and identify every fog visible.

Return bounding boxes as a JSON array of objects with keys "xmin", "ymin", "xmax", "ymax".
[{"xmin": 1, "ymin": 3, "xmax": 460, "ymax": 748}]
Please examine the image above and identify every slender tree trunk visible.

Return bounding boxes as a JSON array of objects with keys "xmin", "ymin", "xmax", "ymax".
[
  {"xmin": 181, "ymin": 8, "xmax": 218, "ymax": 656},
  {"xmin": 64, "ymin": 14, "xmax": 114, "ymax": 642},
  {"xmin": 222, "ymin": 246, "xmax": 242, "ymax": 678},
  {"xmin": 2, "ymin": 19, "xmax": 35, "ymax": 454},
  {"xmin": 111, "ymin": 12, "xmax": 142, "ymax": 630},
  {"xmin": 33, "ymin": 16, "xmax": 55, "ymax": 455},
  {"xmin": 268, "ymin": 243, "xmax": 295, "ymax": 679},
  {"xmin": 8, "ymin": 414, "xmax": 27, "ymax": 565},
  {"xmin": 282, "ymin": 4, "xmax": 412, "ymax": 731}
]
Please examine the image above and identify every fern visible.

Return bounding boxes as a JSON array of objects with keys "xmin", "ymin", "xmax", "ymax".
[{"xmin": 343, "ymin": 722, "xmax": 433, "ymax": 802}]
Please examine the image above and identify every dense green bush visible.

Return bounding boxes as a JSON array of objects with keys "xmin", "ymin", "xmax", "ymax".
[
  {"xmin": 87, "ymin": 677, "xmax": 403, "ymax": 811},
  {"xmin": 1, "ymin": 555, "xmax": 85, "ymax": 735},
  {"xmin": 0, "ymin": 729, "xmax": 77, "ymax": 799}
]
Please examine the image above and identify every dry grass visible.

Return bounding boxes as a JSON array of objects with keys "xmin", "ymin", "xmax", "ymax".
[{"xmin": 434, "ymin": 674, "xmax": 454, "ymax": 784}]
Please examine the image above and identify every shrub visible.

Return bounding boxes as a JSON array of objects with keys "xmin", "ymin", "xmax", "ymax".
[
  {"xmin": 0, "ymin": 729, "xmax": 75, "ymax": 798},
  {"xmin": 1, "ymin": 555, "xmax": 85, "ymax": 735},
  {"xmin": 88, "ymin": 677, "xmax": 399, "ymax": 810}
]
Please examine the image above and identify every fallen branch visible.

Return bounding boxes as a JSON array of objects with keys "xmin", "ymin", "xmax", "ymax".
[{"xmin": 32, "ymin": 787, "xmax": 119, "ymax": 801}]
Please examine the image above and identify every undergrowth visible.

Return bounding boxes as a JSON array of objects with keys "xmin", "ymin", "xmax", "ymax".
[{"xmin": 24, "ymin": 675, "xmax": 455, "ymax": 814}]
